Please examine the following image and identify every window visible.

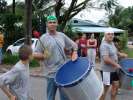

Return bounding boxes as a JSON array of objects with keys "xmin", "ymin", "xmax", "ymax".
[
  {"xmin": 74, "ymin": 20, "xmax": 78, "ymax": 23},
  {"xmin": 13, "ymin": 39, "xmax": 25, "ymax": 46}
]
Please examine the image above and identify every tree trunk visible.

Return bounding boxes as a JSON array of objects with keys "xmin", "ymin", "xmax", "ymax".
[
  {"xmin": 55, "ymin": 0, "xmax": 89, "ymax": 31},
  {"xmin": 13, "ymin": 0, "xmax": 15, "ymax": 14},
  {"xmin": 25, "ymin": 0, "xmax": 32, "ymax": 45},
  {"xmin": 58, "ymin": 19, "xmax": 68, "ymax": 32}
]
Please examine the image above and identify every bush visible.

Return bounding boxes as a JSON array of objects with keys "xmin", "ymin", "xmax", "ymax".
[
  {"xmin": 116, "ymin": 31, "xmax": 128, "ymax": 50},
  {"xmin": 29, "ymin": 59, "xmax": 40, "ymax": 68},
  {"xmin": 3, "ymin": 54, "xmax": 19, "ymax": 64},
  {"xmin": 3, "ymin": 53, "xmax": 40, "ymax": 67},
  {"xmin": 1, "ymin": 13, "xmax": 24, "ymax": 51},
  {"xmin": 64, "ymin": 25, "xmax": 77, "ymax": 40},
  {"xmin": 122, "ymin": 48, "xmax": 133, "ymax": 58}
]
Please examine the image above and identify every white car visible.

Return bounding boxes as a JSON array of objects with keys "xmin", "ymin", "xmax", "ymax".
[
  {"xmin": 128, "ymin": 41, "xmax": 133, "ymax": 45},
  {"xmin": 6, "ymin": 38, "xmax": 38, "ymax": 55}
]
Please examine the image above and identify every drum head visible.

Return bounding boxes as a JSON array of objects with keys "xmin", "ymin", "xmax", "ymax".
[
  {"xmin": 55, "ymin": 57, "xmax": 91, "ymax": 87},
  {"xmin": 119, "ymin": 58, "xmax": 133, "ymax": 77}
]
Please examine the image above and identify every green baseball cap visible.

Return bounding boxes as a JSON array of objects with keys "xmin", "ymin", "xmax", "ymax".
[{"xmin": 47, "ymin": 15, "xmax": 57, "ymax": 22}]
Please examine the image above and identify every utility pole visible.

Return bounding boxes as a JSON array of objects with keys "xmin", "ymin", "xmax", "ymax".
[{"xmin": 25, "ymin": 0, "xmax": 32, "ymax": 45}]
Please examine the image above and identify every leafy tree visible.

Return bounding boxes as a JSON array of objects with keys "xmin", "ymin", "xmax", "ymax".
[
  {"xmin": 108, "ymin": 6, "xmax": 133, "ymax": 33},
  {"xmin": 1, "ymin": 13, "xmax": 23, "ymax": 49},
  {"xmin": 55, "ymin": 0, "xmax": 118, "ymax": 31},
  {"xmin": 7, "ymin": 0, "xmax": 118, "ymax": 32},
  {"xmin": 108, "ymin": 6, "xmax": 133, "ymax": 50},
  {"xmin": 15, "ymin": 2, "xmax": 25, "ymax": 18},
  {"xmin": 31, "ymin": 0, "xmax": 118, "ymax": 31},
  {"xmin": 100, "ymin": 0, "xmax": 118, "ymax": 14},
  {"xmin": 0, "ymin": 0, "xmax": 7, "ymax": 13},
  {"xmin": 1, "ymin": 0, "xmax": 119, "ymax": 47}
]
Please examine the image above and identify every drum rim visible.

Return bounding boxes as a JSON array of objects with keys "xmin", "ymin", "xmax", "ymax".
[
  {"xmin": 119, "ymin": 58, "xmax": 133, "ymax": 77},
  {"xmin": 55, "ymin": 57, "xmax": 92, "ymax": 87}
]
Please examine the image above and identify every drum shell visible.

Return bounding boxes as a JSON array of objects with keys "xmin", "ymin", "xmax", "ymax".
[
  {"xmin": 119, "ymin": 70, "xmax": 133, "ymax": 89},
  {"xmin": 119, "ymin": 58, "xmax": 133, "ymax": 89},
  {"xmin": 59, "ymin": 68, "xmax": 103, "ymax": 100}
]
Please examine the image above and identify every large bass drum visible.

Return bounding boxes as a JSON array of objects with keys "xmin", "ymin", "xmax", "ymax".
[{"xmin": 55, "ymin": 57, "xmax": 103, "ymax": 100}]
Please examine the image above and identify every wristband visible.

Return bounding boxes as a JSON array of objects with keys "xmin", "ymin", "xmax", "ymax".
[{"xmin": 73, "ymin": 48, "xmax": 78, "ymax": 51}]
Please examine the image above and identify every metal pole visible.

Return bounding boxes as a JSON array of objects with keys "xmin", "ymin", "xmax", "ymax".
[{"xmin": 25, "ymin": 0, "xmax": 32, "ymax": 45}]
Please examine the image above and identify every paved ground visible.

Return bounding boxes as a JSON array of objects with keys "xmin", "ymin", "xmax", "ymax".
[
  {"xmin": 0, "ymin": 70, "xmax": 133, "ymax": 100},
  {"xmin": 0, "ymin": 39, "xmax": 132, "ymax": 100},
  {"xmin": 128, "ymin": 45, "xmax": 133, "ymax": 49},
  {"xmin": 0, "ymin": 76, "xmax": 61, "ymax": 100},
  {"xmin": 0, "ymin": 61, "xmax": 133, "ymax": 100}
]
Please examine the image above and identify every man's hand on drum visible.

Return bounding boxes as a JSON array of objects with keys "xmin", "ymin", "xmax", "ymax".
[
  {"xmin": 71, "ymin": 50, "xmax": 78, "ymax": 61},
  {"xmin": 115, "ymin": 63, "xmax": 121, "ymax": 69}
]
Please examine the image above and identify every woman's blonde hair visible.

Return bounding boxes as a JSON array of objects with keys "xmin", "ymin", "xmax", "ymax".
[{"xmin": 91, "ymin": 33, "xmax": 94, "ymax": 39}]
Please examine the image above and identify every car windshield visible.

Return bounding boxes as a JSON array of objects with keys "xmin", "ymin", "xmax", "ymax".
[
  {"xmin": 13, "ymin": 39, "xmax": 25, "ymax": 46},
  {"xmin": 13, "ymin": 38, "xmax": 36, "ymax": 46}
]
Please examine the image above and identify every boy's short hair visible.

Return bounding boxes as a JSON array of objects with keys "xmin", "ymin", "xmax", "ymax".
[{"xmin": 19, "ymin": 44, "xmax": 32, "ymax": 60}]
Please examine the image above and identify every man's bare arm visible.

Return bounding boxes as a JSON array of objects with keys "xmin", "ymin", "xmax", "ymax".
[
  {"xmin": 103, "ymin": 55, "xmax": 120, "ymax": 68},
  {"xmin": 33, "ymin": 52, "xmax": 45, "ymax": 60}
]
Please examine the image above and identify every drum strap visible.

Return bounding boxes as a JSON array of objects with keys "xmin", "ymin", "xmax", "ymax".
[{"xmin": 52, "ymin": 37, "xmax": 66, "ymax": 61}]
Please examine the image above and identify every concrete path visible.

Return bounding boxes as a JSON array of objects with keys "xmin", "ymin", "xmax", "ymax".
[{"xmin": 0, "ymin": 72, "xmax": 133, "ymax": 100}]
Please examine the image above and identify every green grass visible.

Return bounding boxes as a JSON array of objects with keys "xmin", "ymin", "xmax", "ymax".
[
  {"xmin": 3, "ymin": 53, "xmax": 40, "ymax": 67},
  {"xmin": 123, "ymin": 48, "xmax": 133, "ymax": 58},
  {"xmin": 3, "ymin": 54, "xmax": 19, "ymax": 65},
  {"xmin": 29, "ymin": 59, "xmax": 40, "ymax": 68}
]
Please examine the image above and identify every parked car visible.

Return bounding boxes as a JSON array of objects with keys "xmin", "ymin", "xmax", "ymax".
[
  {"xmin": 6, "ymin": 38, "xmax": 38, "ymax": 55},
  {"xmin": 128, "ymin": 41, "xmax": 133, "ymax": 45}
]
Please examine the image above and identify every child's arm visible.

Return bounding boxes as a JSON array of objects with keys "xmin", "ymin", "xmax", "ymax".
[
  {"xmin": 0, "ymin": 67, "xmax": 19, "ymax": 100},
  {"xmin": 0, "ymin": 86, "xmax": 16, "ymax": 100}
]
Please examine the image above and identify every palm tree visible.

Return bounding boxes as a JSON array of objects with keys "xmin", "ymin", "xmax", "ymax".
[
  {"xmin": 100, "ymin": 0, "xmax": 118, "ymax": 15},
  {"xmin": 108, "ymin": 6, "xmax": 124, "ymax": 27},
  {"xmin": 108, "ymin": 6, "xmax": 133, "ymax": 33}
]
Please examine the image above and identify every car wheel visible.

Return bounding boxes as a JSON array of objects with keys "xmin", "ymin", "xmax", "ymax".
[{"xmin": 6, "ymin": 50, "xmax": 12, "ymax": 55}]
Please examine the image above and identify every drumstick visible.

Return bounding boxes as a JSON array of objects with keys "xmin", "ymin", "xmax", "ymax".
[
  {"xmin": 32, "ymin": 31, "xmax": 45, "ymax": 50},
  {"xmin": 34, "ymin": 34, "xmax": 50, "ymax": 58}
]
